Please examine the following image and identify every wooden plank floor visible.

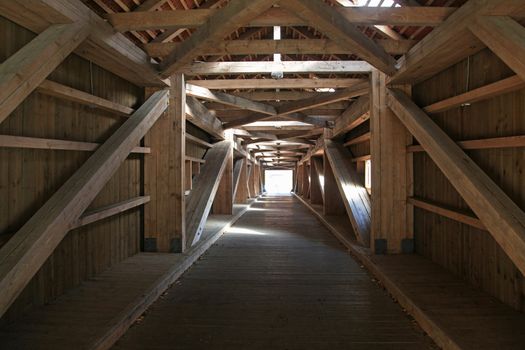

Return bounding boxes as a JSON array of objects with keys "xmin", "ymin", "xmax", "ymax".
[
  {"xmin": 0, "ymin": 203, "xmax": 253, "ymax": 350},
  {"xmin": 295, "ymin": 193, "xmax": 525, "ymax": 350},
  {"xmin": 113, "ymin": 195, "xmax": 435, "ymax": 350}
]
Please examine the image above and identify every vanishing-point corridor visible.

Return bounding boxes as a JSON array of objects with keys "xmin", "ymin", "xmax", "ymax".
[{"xmin": 113, "ymin": 196, "xmax": 435, "ymax": 349}]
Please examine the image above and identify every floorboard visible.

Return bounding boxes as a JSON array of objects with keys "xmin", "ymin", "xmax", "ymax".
[
  {"xmin": 112, "ymin": 195, "xmax": 435, "ymax": 350},
  {"xmin": 295, "ymin": 193, "xmax": 525, "ymax": 350},
  {"xmin": 0, "ymin": 202, "xmax": 254, "ymax": 350}
]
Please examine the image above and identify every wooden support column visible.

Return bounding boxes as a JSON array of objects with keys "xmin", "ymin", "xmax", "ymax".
[
  {"xmin": 186, "ymin": 140, "xmax": 232, "ymax": 246},
  {"xmin": 303, "ymin": 163, "xmax": 311, "ymax": 200},
  {"xmin": 323, "ymin": 153, "xmax": 346, "ymax": 216},
  {"xmin": 212, "ymin": 139, "xmax": 234, "ymax": 215},
  {"xmin": 324, "ymin": 140, "xmax": 371, "ymax": 246},
  {"xmin": 246, "ymin": 163, "xmax": 253, "ymax": 198},
  {"xmin": 234, "ymin": 157, "xmax": 249, "ymax": 204},
  {"xmin": 370, "ymin": 70, "xmax": 413, "ymax": 254},
  {"xmin": 310, "ymin": 156, "xmax": 324, "ymax": 205},
  {"xmin": 0, "ymin": 90, "xmax": 169, "ymax": 318},
  {"xmin": 312, "ymin": 157, "xmax": 325, "ymax": 202},
  {"xmin": 232, "ymin": 158, "xmax": 244, "ymax": 200},
  {"xmin": 144, "ymin": 74, "xmax": 186, "ymax": 253},
  {"xmin": 0, "ymin": 22, "xmax": 89, "ymax": 125},
  {"xmin": 387, "ymin": 88, "xmax": 525, "ymax": 277}
]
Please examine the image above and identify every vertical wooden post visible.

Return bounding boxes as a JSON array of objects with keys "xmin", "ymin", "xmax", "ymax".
[
  {"xmin": 310, "ymin": 156, "xmax": 323, "ymax": 205},
  {"xmin": 370, "ymin": 69, "xmax": 412, "ymax": 254},
  {"xmin": 144, "ymin": 74, "xmax": 186, "ymax": 253},
  {"xmin": 212, "ymin": 136, "xmax": 233, "ymax": 215},
  {"xmin": 323, "ymin": 153, "xmax": 346, "ymax": 216},
  {"xmin": 172, "ymin": 73, "xmax": 186, "ymax": 252}
]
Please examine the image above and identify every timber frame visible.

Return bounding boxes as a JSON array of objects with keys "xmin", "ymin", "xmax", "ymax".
[{"xmin": 2, "ymin": 0, "xmax": 525, "ymax": 348}]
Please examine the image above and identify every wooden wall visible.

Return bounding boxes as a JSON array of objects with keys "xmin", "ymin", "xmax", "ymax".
[
  {"xmin": 412, "ymin": 48, "xmax": 525, "ymax": 312},
  {"xmin": 0, "ymin": 16, "xmax": 143, "ymax": 322}
]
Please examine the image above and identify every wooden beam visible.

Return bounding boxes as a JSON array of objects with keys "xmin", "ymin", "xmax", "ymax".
[
  {"xmin": 0, "ymin": 0, "xmax": 165, "ymax": 87},
  {"xmin": 182, "ymin": 61, "xmax": 372, "ymax": 76},
  {"xmin": 0, "ymin": 22, "xmax": 89, "ymax": 125},
  {"xmin": 389, "ymin": 0, "xmax": 519, "ymax": 84},
  {"xmin": 186, "ymin": 134, "xmax": 213, "ymax": 149},
  {"xmin": 277, "ymin": 81, "xmax": 369, "ymax": 116},
  {"xmin": 407, "ymin": 135, "xmax": 525, "ymax": 152},
  {"xmin": 212, "ymin": 139, "xmax": 234, "ymax": 215},
  {"xmin": 145, "ymin": 38, "xmax": 418, "ymax": 58},
  {"xmin": 0, "ymin": 135, "xmax": 149, "ymax": 154},
  {"xmin": 324, "ymin": 139, "xmax": 371, "ymax": 246},
  {"xmin": 281, "ymin": 0, "xmax": 397, "ymax": 75},
  {"xmin": 332, "ymin": 95, "xmax": 370, "ymax": 139},
  {"xmin": 188, "ymin": 78, "xmax": 364, "ymax": 90},
  {"xmin": 186, "ymin": 83, "xmax": 276, "ymax": 115},
  {"xmin": 387, "ymin": 88, "xmax": 525, "ymax": 276},
  {"xmin": 135, "ymin": 0, "xmax": 167, "ymax": 12},
  {"xmin": 71, "ymin": 196, "xmax": 151, "ymax": 230},
  {"xmin": 186, "ymin": 140, "xmax": 232, "ymax": 246},
  {"xmin": 408, "ymin": 197, "xmax": 485, "ymax": 231},
  {"xmin": 310, "ymin": 156, "xmax": 323, "ymax": 205},
  {"xmin": 160, "ymin": 0, "xmax": 276, "ymax": 78},
  {"xmin": 323, "ymin": 152, "xmax": 346, "ymax": 215},
  {"xmin": 235, "ymin": 157, "xmax": 249, "ymax": 204},
  {"xmin": 370, "ymin": 70, "xmax": 412, "ymax": 254},
  {"xmin": 232, "ymin": 158, "xmax": 244, "ymax": 201},
  {"xmin": 423, "ymin": 75, "xmax": 525, "ymax": 114},
  {"xmin": 235, "ymin": 91, "xmax": 342, "ymax": 102},
  {"xmin": 469, "ymin": 16, "xmax": 525, "ymax": 81},
  {"xmin": 108, "ymin": 7, "xmax": 454, "ymax": 32},
  {"xmin": 37, "ymin": 80, "xmax": 134, "ymax": 115},
  {"xmin": 0, "ymin": 90, "xmax": 168, "ymax": 318},
  {"xmin": 343, "ymin": 132, "xmax": 371, "ymax": 147},
  {"xmin": 185, "ymin": 97, "xmax": 225, "ymax": 140},
  {"xmin": 172, "ymin": 74, "xmax": 187, "ymax": 252}
]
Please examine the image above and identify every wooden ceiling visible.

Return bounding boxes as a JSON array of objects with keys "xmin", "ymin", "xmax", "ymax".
[{"xmin": 81, "ymin": 0, "xmax": 466, "ymax": 168}]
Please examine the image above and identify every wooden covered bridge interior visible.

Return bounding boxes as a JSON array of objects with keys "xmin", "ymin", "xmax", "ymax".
[{"xmin": 1, "ymin": 0, "xmax": 525, "ymax": 348}]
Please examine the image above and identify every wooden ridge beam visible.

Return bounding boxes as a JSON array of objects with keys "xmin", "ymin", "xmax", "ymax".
[
  {"xmin": 277, "ymin": 81, "xmax": 369, "ymax": 116},
  {"xmin": 324, "ymin": 139, "xmax": 371, "ymax": 246},
  {"xmin": 332, "ymin": 95, "xmax": 370, "ymax": 139},
  {"xmin": 182, "ymin": 61, "xmax": 372, "ymax": 76},
  {"xmin": 387, "ymin": 88, "xmax": 525, "ymax": 277},
  {"xmin": 0, "ymin": 135, "xmax": 149, "ymax": 153},
  {"xmin": 145, "ymin": 38, "xmax": 418, "ymax": 58},
  {"xmin": 0, "ymin": 22, "xmax": 89, "ymax": 125},
  {"xmin": 281, "ymin": 0, "xmax": 396, "ymax": 75},
  {"xmin": 186, "ymin": 83, "xmax": 276, "ymax": 115},
  {"xmin": 188, "ymin": 78, "xmax": 364, "ymax": 90},
  {"xmin": 423, "ymin": 75, "xmax": 525, "ymax": 114},
  {"xmin": 469, "ymin": 16, "xmax": 525, "ymax": 81},
  {"xmin": 0, "ymin": 90, "xmax": 169, "ymax": 318},
  {"xmin": 107, "ymin": 6, "xmax": 454, "ymax": 32},
  {"xmin": 0, "ymin": 0, "xmax": 165, "ymax": 87},
  {"xmin": 37, "ymin": 80, "xmax": 134, "ymax": 115},
  {"xmin": 186, "ymin": 140, "xmax": 232, "ymax": 246},
  {"xmin": 185, "ymin": 97, "xmax": 225, "ymax": 140},
  {"xmin": 408, "ymin": 197, "xmax": 485, "ymax": 231},
  {"xmin": 160, "ymin": 0, "xmax": 276, "ymax": 78}
]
